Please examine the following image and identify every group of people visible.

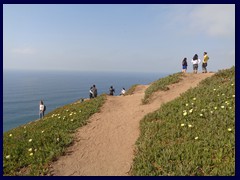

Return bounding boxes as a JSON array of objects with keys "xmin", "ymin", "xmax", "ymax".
[
  {"xmin": 89, "ymin": 85, "xmax": 126, "ymax": 98},
  {"xmin": 182, "ymin": 52, "xmax": 209, "ymax": 74},
  {"xmin": 39, "ymin": 86, "xmax": 126, "ymax": 119}
]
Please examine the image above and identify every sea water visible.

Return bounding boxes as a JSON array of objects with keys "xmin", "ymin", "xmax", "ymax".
[{"xmin": 3, "ymin": 70, "xmax": 168, "ymax": 132}]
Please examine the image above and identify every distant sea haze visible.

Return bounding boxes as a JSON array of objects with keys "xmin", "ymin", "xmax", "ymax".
[{"xmin": 3, "ymin": 70, "xmax": 168, "ymax": 132}]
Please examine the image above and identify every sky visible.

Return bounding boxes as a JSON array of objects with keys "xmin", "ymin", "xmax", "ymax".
[{"xmin": 3, "ymin": 4, "xmax": 235, "ymax": 73}]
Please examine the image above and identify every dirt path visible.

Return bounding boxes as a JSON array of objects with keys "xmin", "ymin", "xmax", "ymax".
[{"xmin": 50, "ymin": 73, "xmax": 214, "ymax": 176}]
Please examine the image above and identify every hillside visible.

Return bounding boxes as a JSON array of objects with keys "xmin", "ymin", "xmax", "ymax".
[
  {"xmin": 4, "ymin": 68, "xmax": 235, "ymax": 176},
  {"xmin": 50, "ymin": 72, "xmax": 215, "ymax": 176}
]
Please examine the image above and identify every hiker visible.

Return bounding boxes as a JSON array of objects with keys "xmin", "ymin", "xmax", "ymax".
[
  {"xmin": 202, "ymin": 52, "xmax": 209, "ymax": 73},
  {"xmin": 191, "ymin": 54, "xmax": 201, "ymax": 74},
  {"xmin": 39, "ymin": 100, "xmax": 45, "ymax": 119},
  {"xmin": 120, "ymin": 88, "xmax": 126, "ymax": 96},
  {"xmin": 89, "ymin": 86, "xmax": 94, "ymax": 99},
  {"xmin": 182, "ymin": 57, "xmax": 188, "ymax": 73},
  {"xmin": 109, "ymin": 86, "xmax": 115, "ymax": 96},
  {"xmin": 92, "ymin": 84, "xmax": 98, "ymax": 98}
]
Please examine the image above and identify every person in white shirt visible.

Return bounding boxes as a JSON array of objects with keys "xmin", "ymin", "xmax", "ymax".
[
  {"xmin": 191, "ymin": 54, "xmax": 201, "ymax": 74},
  {"xmin": 39, "ymin": 100, "xmax": 45, "ymax": 119},
  {"xmin": 120, "ymin": 88, "xmax": 126, "ymax": 96}
]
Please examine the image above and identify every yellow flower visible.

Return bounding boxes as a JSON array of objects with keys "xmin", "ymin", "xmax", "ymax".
[
  {"xmin": 199, "ymin": 114, "xmax": 203, "ymax": 117},
  {"xmin": 79, "ymin": 110, "xmax": 81, "ymax": 112},
  {"xmin": 186, "ymin": 103, "xmax": 189, "ymax": 106},
  {"xmin": 210, "ymin": 111, "xmax": 214, "ymax": 114},
  {"xmin": 195, "ymin": 137, "xmax": 199, "ymax": 140},
  {"xmin": 28, "ymin": 148, "xmax": 33, "ymax": 152},
  {"xmin": 232, "ymin": 95, "xmax": 235, "ymax": 98},
  {"xmin": 41, "ymin": 130, "xmax": 44, "ymax": 133},
  {"xmin": 214, "ymin": 107, "xmax": 218, "ymax": 110},
  {"xmin": 193, "ymin": 98, "xmax": 196, "ymax": 101},
  {"xmin": 57, "ymin": 138, "xmax": 60, "ymax": 141},
  {"xmin": 222, "ymin": 93, "xmax": 225, "ymax": 96},
  {"xmin": 221, "ymin": 106, "xmax": 225, "ymax": 109},
  {"xmin": 29, "ymin": 153, "xmax": 33, "ymax": 156},
  {"xmin": 181, "ymin": 123, "xmax": 185, "ymax": 127},
  {"xmin": 6, "ymin": 155, "xmax": 10, "ymax": 159},
  {"xmin": 71, "ymin": 119, "xmax": 74, "ymax": 122},
  {"xmin": 189, "ymin": 109, "xmax": 193, "ymax": 113},
  {"xmin": 34, "ymin": 149, "xmax": 37, "ymax": 152},
  {"xmin": 228, "ymin": 128, "xmax": 232, "ymax": 132},
  {"xmin": 191, "ymin": 103, "xmax": 194, "ymax": 105},
  {"xmin": 9, "ymin": 134, "xmax": 12, "ymax": 137},
  {"xmin": 213, "ymin": 89, "xmax": 216, "ymax": 91},
  {"xmin": 29, "ymin": 139, "xmax": 32, "ymax": 142},
  {"xmin": 188, "ymin": 124, "xmax": 193, "ymax": 128},
  {"xmin": 229, "ymin": 107, "xmax": 232, "ymax": 109},
  {"xmin": 183, "ymin": 112, "xmax": 187, "ymax": 116},
  {"xmin": 231, "ymin": 83, "xmax": 234, "ymax": 86}
]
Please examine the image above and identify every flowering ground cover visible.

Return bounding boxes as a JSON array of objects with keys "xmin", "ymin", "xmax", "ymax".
[
  {"xmin": 3, "ymin": 95, "xmax": 106, "ymax": 175},
  {"xmin": 132, "ymin": 67, "xmax": 235, "ymax": 176}
]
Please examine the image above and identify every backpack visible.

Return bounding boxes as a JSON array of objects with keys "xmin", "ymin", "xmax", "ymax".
[{"xmin": 43, "ymin": 105, "xmax": 46, "ymax": 112}]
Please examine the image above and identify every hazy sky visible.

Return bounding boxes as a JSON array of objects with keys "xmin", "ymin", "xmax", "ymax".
[{"xmin": 3, "ymin": 4, "xmax": 235, "ymax": 73}]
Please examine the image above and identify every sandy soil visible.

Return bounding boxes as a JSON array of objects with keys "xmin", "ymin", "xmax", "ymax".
[{"xmin": 50, "ymin": 73, "xmax": 214, "ymax": 176}]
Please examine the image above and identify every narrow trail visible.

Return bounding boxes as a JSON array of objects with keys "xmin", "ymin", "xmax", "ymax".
[{"xmin": 50, "ymin": 73, "xmax": 214, "ymax": 176}]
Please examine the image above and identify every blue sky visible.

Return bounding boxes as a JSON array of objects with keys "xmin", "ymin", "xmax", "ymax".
[{"xmin": 3, "ymin": 4, "xmax": 235, "ymax": 73}]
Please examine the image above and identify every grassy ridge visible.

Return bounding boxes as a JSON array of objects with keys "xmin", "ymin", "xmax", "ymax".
[
  {"xmin": 142, "ymin": 72, "xmax": 184, "ymax": 104},
  {"xmin": 3, "ymin": 95, "xmax": 106, "ymax": 176},
  {"xmin": 132, "ymin": 67, "xmax": 235, "ymax": 176},
  {"xmin": 125, "ymin": 84, "xmax": 139, "ymax": 95}
]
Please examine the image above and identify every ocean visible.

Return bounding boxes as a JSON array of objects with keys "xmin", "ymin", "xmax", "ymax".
[{"xmin": 3, "ymin": 70, "xmax": 168, "ymax": 132}]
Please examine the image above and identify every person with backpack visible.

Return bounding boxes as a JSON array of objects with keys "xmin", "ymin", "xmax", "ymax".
[
  {"xmin": 39, "ymin": 100, "xmax": 45, "ymax": 119},
  {"xmin": 182, "ymin": 57, "xmax": 188, "ymax": 73},
  {"xmin": 202, "ymin": 52, "xmax": 209, "ymax": 73},
  {"xmin": 191, "ymin": 54, "xmax": 201, "ymax": 74},
  {"xmin": 109, "ymin": 86, "xmax": 115, "ymax": 96}
]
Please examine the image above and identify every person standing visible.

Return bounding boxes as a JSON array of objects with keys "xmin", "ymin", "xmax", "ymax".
[
  {"xmin": 191, "ymin": 54, "xmax": 201, "ymax": 74},
  {"xmin": 109, "ymin": 86, "xmax": 115, "ymax": 96},
  {"xmin": 182, "ymin": 57, "xmax": 188, "ymax": 73},
  {"xmin": 39, "ymin": 100, "xmax": 45, "ymax": 119},
  {"xmin": 202, "ymin": 52, "xmax": 209, "ymax": 73},
  {"xmin": 92, "ymin": 85, "xmax": 98, "ymax": 98},
  {"xmin": 89, "ymin": 86, "xmax": 94, "ymax": 99}
]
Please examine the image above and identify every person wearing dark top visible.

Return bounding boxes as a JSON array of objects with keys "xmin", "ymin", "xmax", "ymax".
[
  {"xmin": 109, "ymin": 86, "xmax": 115, "ymax": 96},
  {"xmin": 182, "ymin": 57, "xmax": 188, "ymax": 73}
]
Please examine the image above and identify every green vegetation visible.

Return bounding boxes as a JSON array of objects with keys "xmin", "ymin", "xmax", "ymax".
[
  {"xmin": 3, "ymin": 95, "xmax": 106, "ymax": 176},
  {"xmin": 142, "ymin": 72, "xmax": 184, "ymax": 104},
  {"xmin": 132, "ymin": 67, "xmax": 235, "ymax": 176},
  {"xmin": 125, "ymin": 84, "xmax": 139, "ymax": 95}
]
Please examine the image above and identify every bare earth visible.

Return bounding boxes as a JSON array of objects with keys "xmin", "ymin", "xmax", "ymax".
[{"xmin": 50, "ymin": 73, "xmax": 214, "ymax": 176}]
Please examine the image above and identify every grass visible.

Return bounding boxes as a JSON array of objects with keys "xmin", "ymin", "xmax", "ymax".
[
  {"xmin": 3, "ymin": 95, "xmax": 106, "ymax": 176},
  {"xmin": 131, "ymin": 67, "xmax": 235, "ymax": 176},
  {"xmin": 142, "ymin": 72, "xmax": 184, "ymax": 104},
  {"xmin": 125, "ymin": 84, "xmax": 139, "ymax": 95}
]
